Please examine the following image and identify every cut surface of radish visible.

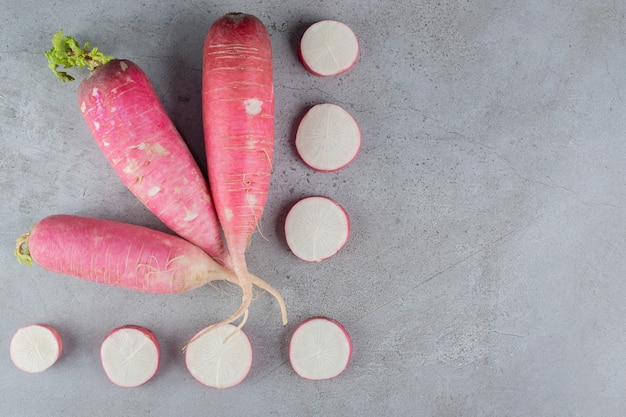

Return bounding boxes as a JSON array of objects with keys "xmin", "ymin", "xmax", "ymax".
[
  {"xmin": 100, "ymin": 325, "xmax": 160, "ymax": 388},
  {"xmin": 285, "ymin": 196, "xmax": 350, "ymax": 262},
  {"xmin": 10, "ymin": 324, "xmax": 62, "ymax": 373},
  {"xmin": 299, "ymin": 20, "xmax": 359, "ymax": 76},
  {"xmin": 185, "ymin": 324, "xmax": 253, "ymax": 389},
  {"xmin": 296, "ymin": 103, "xmax": 361, "ymax": 172},
  {"xmin": 289, "ymin": 317, "xmax": 352, "ymax": 380}
]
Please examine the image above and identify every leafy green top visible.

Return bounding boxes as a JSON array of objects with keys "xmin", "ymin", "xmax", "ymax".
[{"xmin": 45, "ymin": 30, "xmax": 115, "ymax": 82}]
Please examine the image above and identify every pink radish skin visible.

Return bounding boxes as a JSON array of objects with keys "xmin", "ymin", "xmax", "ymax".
[
  {"xmin": 10, "ymin": 324, "xmax": 63, "ymax": 373},
  {"xmin": 78, "ymin": 58, "xmax": 230, "ymax": 268},
  {"xmin": 289, "ymin": 317, "xmax": 352, "ymax": 380},
  {"xmin": 15, "ymin": 214, "xmax": 239, "ymax": 293},
  {"xmin": 77, "ymin": 59, "xmax": 286, "ymax": 319},
  {"xmin": 200, "ymin": 13, "xmax": 278, "ymax": 335},
  {"xmin": 299, "ymin": 20, "xmax": 359, "ymax": 76},
  {"xmin": 100, "ymin": 325, "xmax": 160, "ymax": 387},
  {"xmin": 295, "ymin": 103, "xmax": 361, "ymax": 172},
  {"xmin": 285, "ymin": 196, "xmax": 351, "ymax": 262},
  {"xmin": 185, "ymin": 324, "xmax": 253, "ymax": 389}
]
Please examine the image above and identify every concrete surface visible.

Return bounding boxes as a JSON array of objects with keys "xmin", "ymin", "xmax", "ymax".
[{"xmin": 1, "ymin": 0, "xmax": 625, "ymax": 416}]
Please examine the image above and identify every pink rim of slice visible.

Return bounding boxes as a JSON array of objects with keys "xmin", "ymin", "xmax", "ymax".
[
  {"xmin": 10, "ymin": 324, "xmax": 63, "ymax": 373},
  {"xmin": 100, "ymin": 325, "xmax": 160, "ymax": 388},
  {"xmin": 185, "ymin": 324, "xmax": 253, "ymax": 389},
  {"xmin": 289, "ymin": 317, "xmax": 352, "ymax": 380},
  {"xmin": 299, "ymin": 20, "xmax": 359, "ymax": 76},
  {"xmin": 295, "ymin": 103, "xmax": 361, "ymax": 172},
  {"xmin": 284, "ymin": 196, "xmax": 350, "ymax": 262}
]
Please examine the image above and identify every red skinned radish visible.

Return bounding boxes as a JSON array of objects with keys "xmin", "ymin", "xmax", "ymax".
[
  {"xmin": 100, "ymin": 325, "xmax": 160, "ymax": 387},
  {"xmin": 10, "ymin": 324, "xmax": 63, "ymax": 373},
  {"xmin": 45, "ymin": 31, "xmax": 287, "ymax": 323},
  {"xmin": 299, "ymin": 20, "xmax": 359, "ymax": 76},
  {"xmin": 296, "ymin": 103, "xmax": 361, "ymax": 172},
  {"xmin": 289, "ymin": 317, "xmax": 352, "ymax": 380},
  {"xmin": 185, "ymin": 324, "xmax": 253, "ymax": 389},
  {"xmin": 199, "ymin": 13, "xmax": 279, "ymax": 337},
  {"xmin": 15, "ymin": 214, "xmax": 240, "ymax": 293},
  {"xmin": 285, "ymin": 196, "xmax": 350, "ymax": 262}
]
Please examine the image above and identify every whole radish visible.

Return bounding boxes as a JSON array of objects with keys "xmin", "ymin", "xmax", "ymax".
[
  {"xmin": 199, "ymin": 13, "xmax": 277, "ymax": 336},
  {"xmin": 46, "ymin": 31, "xmax": 229, "ymax": 267},
  {"xmin": 45, "ymin": 31, "xmax": 287, "ymax": 323},
  {"xmin": 15, "ymin": 214, "xmax": 239, "ymax": 293}
]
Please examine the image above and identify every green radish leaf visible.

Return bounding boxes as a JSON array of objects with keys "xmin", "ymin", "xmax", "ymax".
[{"xmin": 45, "ymin": 30, "xmax": 114, "ymax": 82}]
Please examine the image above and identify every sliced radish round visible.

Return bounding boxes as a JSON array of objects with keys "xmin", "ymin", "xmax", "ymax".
[
  {"xmin": 285, "ymin": 196, "xmax": 350, "ymax": 262},
  {"xmin": 100, "ymin": 325, "xmax": 160, "ymax": 388},
  {"xmin": 185, "ymin": 324, "xmax": 253, "ymax": 389},
  {"xmin": 10, "ymin": 324, "xmax": 62, "ymax": 373},
  {"xmin": 295, "ymin": 103, "xmax": 361, "ymax": 172},
  {"xmin": 289, "ymin": 317, "xmax": 352, "ymax": 380},
  {"xmin": 299, "ymin": 20, "xmax": 359, "ymax": 76}
]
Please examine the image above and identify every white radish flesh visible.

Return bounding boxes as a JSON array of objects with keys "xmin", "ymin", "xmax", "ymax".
[
  {"xmin": 296, "ymin": 103, "xmax": 361, "ymax": 172},
  {"xmin": 185, "ymin": 324, "xmax": 253, "ymax": 389},
  {"xmin": 299, "ymin": 20, "xmax": 359, "ymax": 76},
  {"xmin": 10, "ymin": 324, "xmax": 62, "ymax": 373},
  {"xmin": 285, "ymin": 196, "xmax": 350, "ymax": 262},
  {"xmin": 289, "ymin": 317, "xmax": 352, "ymax": 380},
  {"xmin": 100, "ymin": 325, "xmax": 160, "ymax": 388}
]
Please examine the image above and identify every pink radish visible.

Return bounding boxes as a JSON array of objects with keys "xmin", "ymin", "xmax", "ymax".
[
  {"xmin": 45, "ymin": 31, "xmax": 287, "ymax": 323},
  {"xmin": 295, "ymin": 103, "xmax": 361, "ymax": 172},
  {"xmin": 199, "ymin": 13, "xmax": 277, "ymax": 335},
  {"xmin": 185, "ymin": 324, "xmax": 253, "ymax": 389},
  {"xmin": 100, "ymin": 325, "xmax": 160, "ymax": 387},
  {"xmin": 289, "ymin": 317, "xmax": 352, "ymax": 380},
  {"xmin": 284, "ymin": 196, "xmax": 350, "ymax": 262},
  {"xmin": 15, "ymin": 214, "xmax": 240, "ymax": 293},
  {"xmin": 10, "ymin": 324, "xmax": 63, "ymax": 373},
  {"xmin": 299, "ymin": 20, "xmax": 359, "ymax": 76}
]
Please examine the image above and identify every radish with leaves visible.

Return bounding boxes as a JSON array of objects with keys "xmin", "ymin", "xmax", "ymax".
[
  {"xmin": 45, "ymin": 31, "xmax": 287, "ymax": 325},
  {"xmin": 15, "ymin": 214, "xmax": 243, "ymax": 294}
]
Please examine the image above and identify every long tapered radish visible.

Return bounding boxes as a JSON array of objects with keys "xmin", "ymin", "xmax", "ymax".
[
  {"xmin": 299, "ymin": 20, "xmax": 359, "ymax": 76},
  {"xmin": 100, "ymin": 325, "xmax": 160, "ymax": 387},
  {"xmin": 199, "ymin": 13, "xmax": 278, "ymax": 336},
  {"xmin": 45, "ymin": 31, "xmax": 287, "ymax": 323},
  {"xmin": 10, "ymin": 324, "xmax": 63, "ymax": 373},
  {"xmin": 295, "ymin": 103, "xmax": 361, "ymax": 172},
  {"xmin": 285, "ymin": 196, "xmax": 350, "ymax": 262},
  {"xmin": 185, "ymin": 324, "xmax": 253, "ymax": 388},
  {"xmin": 289, "ymin": 317, "xmax": 352, "ymax": 380},
  {"xmin": 15, "ymin": 214, "xmax": 239, "ymax": 293}
]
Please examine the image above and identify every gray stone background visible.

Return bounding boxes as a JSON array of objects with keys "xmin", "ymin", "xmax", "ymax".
[{"xmin": 1, "ymin": 0, "xmax": 625, "ymax": 416}]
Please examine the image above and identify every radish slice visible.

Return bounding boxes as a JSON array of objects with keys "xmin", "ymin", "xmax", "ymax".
[
  {"xmin": 284, "ymin": 196, "xmax": 350, "ymax": 262},
  {"xmin": 185, "ymin": 324, "xmax": 253, "ymax": 389},
  {"xmin": 100, "ymin": 325, "xmax": 160, "ymax": 388},
  {"xmin": 299, "ymin": 20, "xmax": 359, "ymax": 76},
  {"xmin": 295, "ymin": 103, "xmax": 361, "ymax": 172},
  {"xmin": 289, "ymin": 317, "xmax": 352, "ymax": 380},
  {"xmin": 10, "ymin": 324, "xmax": 62, "ymax": 373}
]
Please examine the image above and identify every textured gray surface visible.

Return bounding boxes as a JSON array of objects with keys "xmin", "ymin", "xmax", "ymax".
[{"xmin": 2, "ymin": 1, "xmax": 626, "ymax": 416}]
